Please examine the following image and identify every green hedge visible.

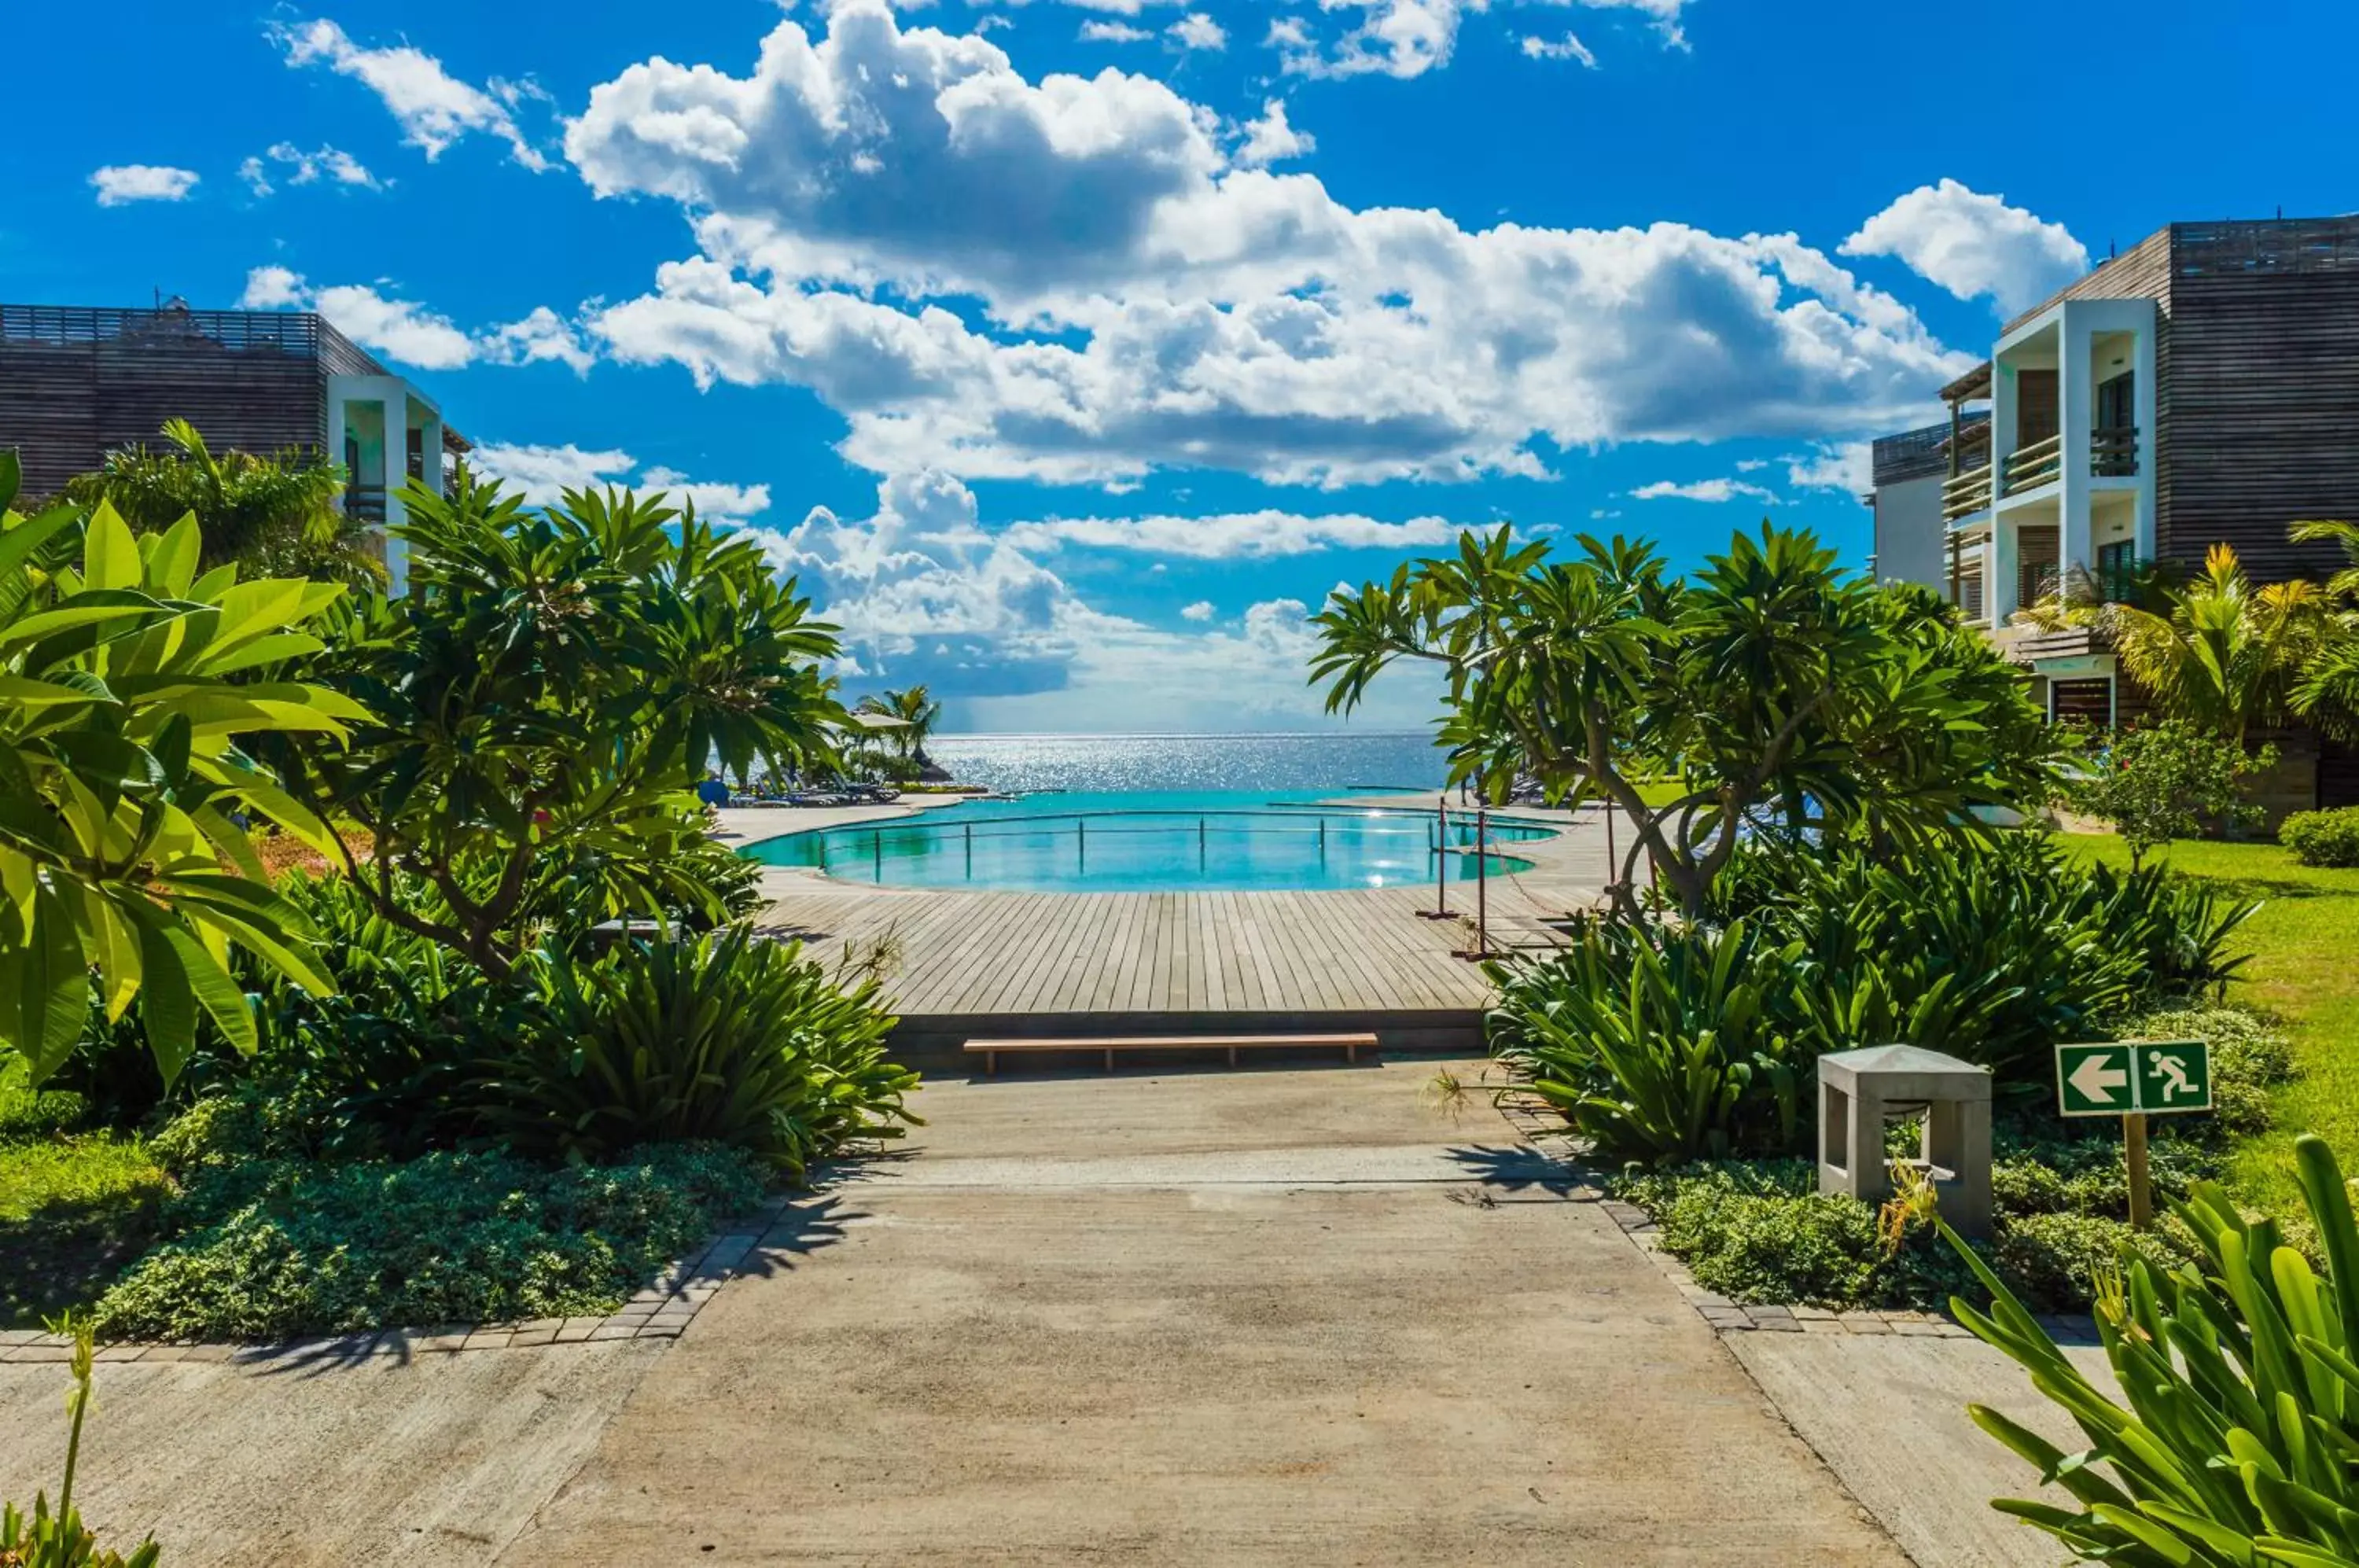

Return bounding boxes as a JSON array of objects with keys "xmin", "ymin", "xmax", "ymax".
[
  {"xmin": 2280, "ymin": 804, "xmax": 2359, "ymax": 867},
  {"xmin": 89, "ymin": 1137, "xmax": 765, "ymax": 1342}
]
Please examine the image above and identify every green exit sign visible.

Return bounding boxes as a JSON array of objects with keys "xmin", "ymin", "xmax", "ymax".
[{"xmin": 2055, "ymin": 1040, "xmax": 2212, "ymax": 1118}]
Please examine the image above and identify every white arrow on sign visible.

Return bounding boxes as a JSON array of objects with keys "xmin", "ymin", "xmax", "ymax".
[{"xmin": 2070, "ymin": 1052, "xmax": 2129, "ymax": 1106}]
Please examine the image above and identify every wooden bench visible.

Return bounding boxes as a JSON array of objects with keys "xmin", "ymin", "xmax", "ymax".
[{"xmin": 963, "ymin": 1032, "xmax": 1378, "ymax": 1076}]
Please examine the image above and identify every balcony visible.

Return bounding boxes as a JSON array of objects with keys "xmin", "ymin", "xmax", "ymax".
[
  {"xmin": 1941, "ymin": 464, "xmax": 1992, "ymax": 525},
  {"xmin": 2091, "ymin": 425, "xmax": 2139, "ymax": 477},
  {"xmin": 2000, "ymin": 433, "xmax": 2062, "ymax": 496},
  {"xmin": 344, "ymin": 484, "xmax": 388, "ymax": 525}
]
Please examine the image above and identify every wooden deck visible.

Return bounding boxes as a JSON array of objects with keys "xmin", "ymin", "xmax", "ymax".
[{"xmin": 735, "ymin": 797, "xmax": 1610, "ymax": 1062}]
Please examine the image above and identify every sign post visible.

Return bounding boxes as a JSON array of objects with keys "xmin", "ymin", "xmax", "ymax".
[{"xmin": 2055, "ymin": 1040, "xmax": 2212, "ymax": 1228}]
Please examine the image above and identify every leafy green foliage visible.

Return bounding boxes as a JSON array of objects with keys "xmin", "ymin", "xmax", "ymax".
[
  {"xmin": 59, "ymin": 418, "xmax": 379, "ymax": 590},
  {"xmin": 88, "ymin": 1143, "xmax": 764, "ymax": 1342},
  {"xmin": 1, "ymin": 1134, "xmax": 167, "ymax": 1328},
  {"xmin": 1614, "ymin": 1139, "xmax": 2204, "ymax": 1315},
  {"xmin": 1951, "ymin": 1135, "xmax": 2359, "ymax": 1566},
  {"xmin": 480, "ymin": 930, "xmax": 917, "ymax": 1172},
  {"xmin": 2068, "ymin": 720, "xmax": 2274, "ymax": 867},
  {"xmin": 1489, "ymin": 919, "xmax": 1808, "ymax": 1162},
  {"xmin": 2281, "ymin": 805, "xmax": 2359, "ymax": 868},
  {"xmin": 1310, "ymin": 523, "xmax": 2063, "ymax": 918},
  {"xmin": 270, "ymin": 472, "xmax": 843, "ymax": 976},
  {"xmin": 1492, "ymin": 835, "xmax": 2258, "ymax": 1161},
  {"xmin": 0, "ymin": 1318, "xmax": 163, "ymax": 1567},
  {"xmin": 0, "ymin": 476, "xmax": 363, "ymax": 1089}
]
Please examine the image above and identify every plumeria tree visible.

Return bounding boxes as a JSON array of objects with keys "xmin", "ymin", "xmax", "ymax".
[
  {"xmin": 0, "ymin": 455, "xmax": 363, "ymax": 1086},
  {"xmin": 1311, "ymin": 524, "xmax": 2061, "ymax": 920},
  {"xmin": 270, "ymin": 472, "xmax": 845, "ymax": 976}
]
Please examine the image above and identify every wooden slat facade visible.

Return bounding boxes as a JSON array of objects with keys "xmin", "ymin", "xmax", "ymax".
[
  {"xmin": 1996, "ymin": 219, "xmax": 2359, "ymax": 585},
  {"xmin": 0, "ymin": 303, "xmax": 461, "ymax": 500}
]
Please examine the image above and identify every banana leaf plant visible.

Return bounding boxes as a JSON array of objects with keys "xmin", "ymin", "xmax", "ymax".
[
  {"xmin": 0, "ymin": 451, "xmax": 366, "ymax": 1087},
  {"xmin": 1945, "ymin": 1133, "xmax": 2359, "ymax": 1566}
]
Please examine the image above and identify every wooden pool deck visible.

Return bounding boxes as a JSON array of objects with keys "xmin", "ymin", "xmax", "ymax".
[{"xmin": 727, "ymin": 797, "xmax": 1610, "ymax": 1062}]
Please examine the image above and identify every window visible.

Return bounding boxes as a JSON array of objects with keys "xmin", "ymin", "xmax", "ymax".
[
  {"xmin": 2052, "ymin": 678, "xmax": 2114, "ymax": 729},
  {"xmin": 2097, "ymin": 539, "xmax": 2135, "ymax": 603}
]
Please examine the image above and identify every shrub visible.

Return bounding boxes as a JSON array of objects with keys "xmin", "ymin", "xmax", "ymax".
[
  {"xmin": 1487, "ymin": 919, "xmax": 1809, "ymax": 1164},
  {"xmin": 203, "ymin": 870, "xmax": 535, "ymax": 1160},
  {"xmin": 1952, "ymin": 1135, "xmax": 2359, "ymax": 1565},
  {"xmin": 2280, "ymin": 804, "xmax": 2359, "ymax": 867},
  {"xmin": 478, "ymin": 930, "xmax": 918, "ymax": 1172},
  {"xmin": 1989, "ymin": 1210, "xmax": 2195, "ymax": 1314},
  {"xmin": 1493, "ymin": 834, "xmax": 2256, "ymax": 1163},
  {"xmin": 2066, "ymin": 720, "xmax": 2273, "ymax": 866},
  {"xmin": 89, "ymin": 1143, "xmax": 764, "ymax": 1342}
]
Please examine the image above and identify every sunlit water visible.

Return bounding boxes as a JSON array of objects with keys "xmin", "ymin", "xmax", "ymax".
[
  {"xmin": 920, "ymin": 732, "xmax": 1450, "ymax": 794},
  {"xmin": 741, "ymin": 790, "xmax": 1554, "ymax": 893}
]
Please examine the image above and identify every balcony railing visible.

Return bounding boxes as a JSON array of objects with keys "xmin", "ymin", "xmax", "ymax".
[
  {"xmin": 2000, "ymin": 433, "xmax": 2063, "ymax": 495},
  {"xmin": 2091, "ymin": 425, "xmax": 2139, "ymax": 477},
  {"xmin": 344, "ymin": 484, "xmax": 387, "ymax": 525},
  {"xmin": 1942, "ymin": 466, "xmax": 1992, "ymax": 523}
]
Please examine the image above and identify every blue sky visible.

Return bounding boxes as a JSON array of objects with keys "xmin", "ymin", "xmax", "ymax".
[{"xmin": 6, "ymin": 0, "xmax": 2345, "ymax": 731}]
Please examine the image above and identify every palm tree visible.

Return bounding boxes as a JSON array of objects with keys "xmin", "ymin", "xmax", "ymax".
[
  {"xmin": 856, "ymin": 685, "xmax": 944, "ymax": 775},
  {"xmin": 59, "ymin": 418, "xmax": 382, "ymax": 588},
  {"xmin": 2109, "ymin": 545, "xmax": 2328, "ymax": 745},
  {"xmin": 2287, "ymin": 519, "xmax": 2359, "ymax": 739}
]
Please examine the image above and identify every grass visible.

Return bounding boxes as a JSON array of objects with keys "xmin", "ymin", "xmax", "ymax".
[
  {"xmin": 0, "ymin": 1126, "xmax": 170, "ymax": 1329},
  {"xmin": 2060, "ymin": 831, "xmax": 2359, "ymax": 1218}
]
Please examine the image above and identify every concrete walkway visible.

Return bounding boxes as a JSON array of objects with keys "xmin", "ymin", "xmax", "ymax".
[
  {"xmin": 493, "ymin": 1064, "xmax": 1904, "ymax": 1566},
  {"xmin": 9, "ymin": 1062, "xmax": 2099, "ymax": 1565}
]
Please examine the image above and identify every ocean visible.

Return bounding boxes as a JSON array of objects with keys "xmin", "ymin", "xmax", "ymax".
[{"xmin": 924, "ymin": 731, "xmax": 1450, "ymax": 795}]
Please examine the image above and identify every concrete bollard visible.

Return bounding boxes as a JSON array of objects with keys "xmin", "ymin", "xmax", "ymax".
[{"xmin": 1816, "ymin": 1045, "xmax": 1993, "ymax": 1238}]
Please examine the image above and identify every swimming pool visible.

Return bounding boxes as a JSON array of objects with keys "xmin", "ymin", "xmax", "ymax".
[{"xmin": 738, "ymin": 790, "xmax": 1555, "ymax": 893}]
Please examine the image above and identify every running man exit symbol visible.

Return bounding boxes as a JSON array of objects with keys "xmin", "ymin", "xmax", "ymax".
[
  {"xmin": 2133, "ymin": 1040, "xmax": 2211, "ymax": 1113},
  {"xmin": 2055, "ymin": 1040, "xmax": 2211, "ymax": 1117}
]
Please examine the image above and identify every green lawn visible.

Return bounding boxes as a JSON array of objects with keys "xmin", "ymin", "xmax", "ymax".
[
  {"xmin": 0, "ymin": 1081, "xmax": 170, "ymax": 1328},
  {"xmin": 2062, "ymin": 832, "xmax": 2359, "ymax": 1218}
]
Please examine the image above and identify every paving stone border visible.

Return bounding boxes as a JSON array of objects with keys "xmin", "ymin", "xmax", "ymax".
[
  {"xmin": 0, "ymin": 1191, "xmax": 798, "ymax": 1367},
  {"xmin": 1489, "ymin": 1090, "xmax": 2099, "ymax": 1345}
]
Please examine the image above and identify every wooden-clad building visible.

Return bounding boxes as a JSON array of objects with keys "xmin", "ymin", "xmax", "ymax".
[
  {"xmin": 1865, "ymin": 214, "xmax": 2359, "ymax": 811},
  {"xmin": 0, "ymin": 300, "xmax": 466, "ymax": 591}
]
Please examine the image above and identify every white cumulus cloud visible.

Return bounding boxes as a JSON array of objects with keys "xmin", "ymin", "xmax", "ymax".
[
  {"xmin": 90, "ymin": 165, "xmax": 199, "ymax": 206},
  {"xmin": 1628, "ymin": 477, "xmax": 1783, "ymax": 504},
  {"xmin": 1003, "ymin": 510, "xmax": 1463, "ymax": 559},
  {"xmin": 1841, "ymin": 179, "xmax": 2089, "ymax": 315},
  {"xmin": 466, "ymin": 441, "xmax": 771, "ymax": 521},
  {"xmin": 239, "ymin": 142, "xmax": 381, "ymax": 197},
  {"xmin": 1235, "ymin": 99, "xmax": 1314, "ymax": 167},
  {"xmin": 237, "ymin": 265, "xmax": 583, "ymax": 374},
  {"xmin": 1521, "ymin": 32, "xmax": 1598, "ymax": 66},
  {"xmin": 269, "ymin": 17, "xmax": 548, "ymax": 170},
  {"xmin": 565, "ymin": 2, "xmax": 1968, "ymax": 490},
  {"xmin": 1180, "ymin": 599, "xmax": 1214, "ymax": 621}
]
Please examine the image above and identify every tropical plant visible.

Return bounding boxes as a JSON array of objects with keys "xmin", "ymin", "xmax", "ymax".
[
  {"xmin": 1492, "ymin": 834, "xmax": 2257, "ymax": 1162},
  {"xmin": 2282, "ymin": 806, "xmax": 2359, "ymax": 870},
  {"xmin": 0, "ymin": 1317, "xmax": 163, "ymax": 1567},
  {"xmin": 270, "ymin": 473, "xmax": 844, "ymax": 976},
  {"xmin": 855, "ymin": 685, "xmax": 943, "ymax": 777},
  {"xmin": 1949, "ymin": 1135, "xmax": 2359, "ymax": 1566},
  {"xmin": 0, "ymin": 459, "xmax": 362, "ymax": 1089},
  {"xmin": 1312, "ymin": 525, "xmax": 2063, "ymax": 920},
  {"xmin": 1488, "ymin": 918, "xmax": 1809, "ymax": 1163},
  {"xmin": 2066, "ymin": 720, "xmax": 2276, "ymax": 867},
  {"xmin": 2024, "ymin": 543, "xmax": 2331, "ymax": 745},
  {"xmin": 477, "ymin": 929, "xmax": 917, "ymax": 1171},
  {"xmin": 90, "ymin": 1143, "xmax": 764, "ymax": 1343},
  {"xmin": 59, "ymin": 418, "xmax": 380, "ymax": 589}
]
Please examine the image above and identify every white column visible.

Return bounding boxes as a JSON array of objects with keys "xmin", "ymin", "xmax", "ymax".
[
  {"xmin": 377, "ymin": 394, "xmax": 409, "ymax": 596},
  {"xmin": 417, "ymin": 412, "xmax": 445, "ymax": 498},
  {"xmin": 2058, "ymin": 306, "xmax": 2094, "ymax": 581},
  {"xmin": 2133, "ymin": 322, "xmax": 2159, "ymax": 561},
  {"xmin": 1992, "ymin": 518, "xmax": 2021, "ymax": 624}
]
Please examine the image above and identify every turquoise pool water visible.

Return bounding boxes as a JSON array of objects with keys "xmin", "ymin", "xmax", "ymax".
[{"xmin": 738, "ymin": 790, "xmax": 1554, "ymax": 893}]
